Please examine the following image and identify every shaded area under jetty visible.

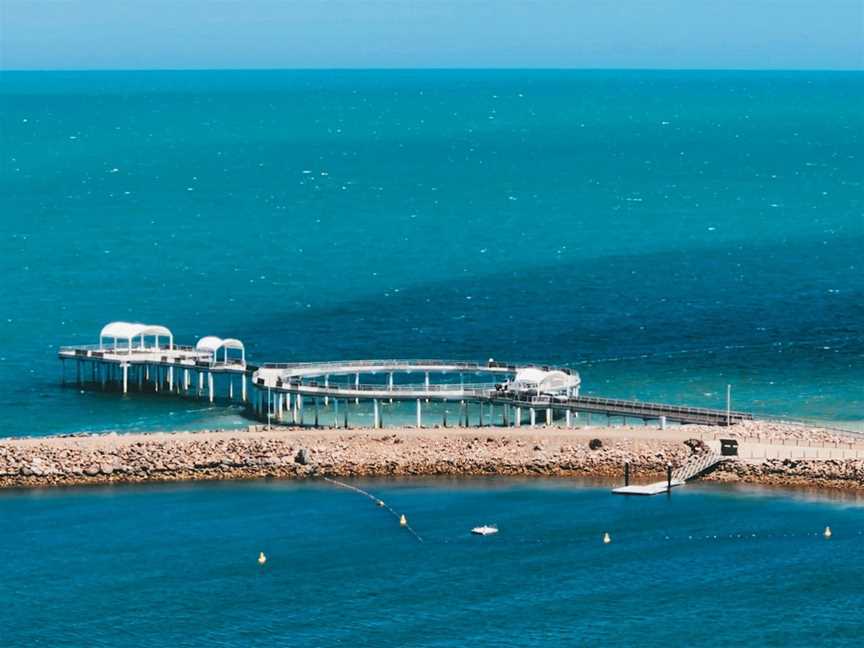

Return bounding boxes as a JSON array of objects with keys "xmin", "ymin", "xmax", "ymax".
[{"xmin": 1, "ymin": 421, "xmax": 864, "ymax": 491}]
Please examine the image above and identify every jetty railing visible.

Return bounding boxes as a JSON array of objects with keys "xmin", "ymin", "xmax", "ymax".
[{"xmin": 259, "ymin": 359, "xmax": 575, "ymax": 375}]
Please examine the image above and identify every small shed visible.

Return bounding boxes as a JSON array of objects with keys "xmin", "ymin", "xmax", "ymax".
[{"xmin": 720, "ymin": 439, "xmax": 739, "ymax": 457}]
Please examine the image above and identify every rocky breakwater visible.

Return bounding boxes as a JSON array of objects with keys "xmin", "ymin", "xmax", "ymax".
[
  {"xmin": 707, "ymin": 457, "xmax": 864, "ymax": 490},
  {"xmin": 0, "ymin": 427, "xmax": 697, "ymax": 489}
]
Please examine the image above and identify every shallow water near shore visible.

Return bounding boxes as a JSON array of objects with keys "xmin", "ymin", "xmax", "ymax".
[
  {"xmin": 2, "ymin": 69, "xmax": 864, "ymax": 437},
  {"xmin": 2, "ymin": 478, "xmax": 864, "ymax": 646}
]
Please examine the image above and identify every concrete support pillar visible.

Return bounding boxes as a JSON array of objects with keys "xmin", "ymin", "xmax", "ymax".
[
  {"xmin": 242, "ymin": 375, "xmax": 247, "ymax": 402},
  {"xmin": 373, "ymin": 399, "xmax": 380, "ymax": 429},
  {"xmin": 145, "ymin": 364, "xmax": 150, "ymax": 381},
  {"xmin": 547, "ymin": 408, "xmax": 553, "ymax": 426},
  {"xmin": 334, "ymin": 398, "xmax": 339, "ymax": 427},
  {"xmin": 660, "ymin": 416, "xmax": 667, "ymax": 430},
  {"xmin": 122, "ymin": 363, "xmax": 128, "ymax": 394},
  {"xmin": 388, "ymin": 372, "xmax": 394, "ymax": 402},
  {"xmin": 515, "ymin": 406, "xmax": 522, "ymax": 427},
  {"xmin": 298, "ymin": 394, "xmax": 304, "ymax": 425},
  {"xmin": 324, "ymin": 375, "xmax": 329, "ymax": 405},
  {"xmin": 355, "ymin": 372, "xmax": 360, "ymax": 404},
  {"xmin": 198, "ymin": 371, "xmax": 204, "ymax": 396},
  {"xmin": 416, "ymin": 398, "xmax": 422, "ymax": 428},
  {"xmin": 566, "ymin": 410, "xmax": 572, "ymax": 428},
  {"xmin": 183, "ymin": 368, "xmax": 190, "ymax": 393},
  {"xmin": 138, "ymin": 366, "xmax": 143, "ymax": 391},
  {"xmin": 154, "ymin": 366, "xmax": 160, "ymax": 392},
  {"xmin": 168, "ymin": 366, "xmax": 174, "ymax": 392},
  {"xmin": 101, "ymin": 363, "xmax": 107, "ymax": 390},
  {"xmin": 229, "ymin": 378, "xmax": 234, "ymax": 400},
  {"xmin": 276, "ymin": 394, "xmax": 283, "ymax": 422},
  {"xmin": 207, "ymin": 372, "xmax": 214, "ymax": 403},
  {"xmin": 530, "ymin": 408, "xmax": 536, "ymax": 427}
]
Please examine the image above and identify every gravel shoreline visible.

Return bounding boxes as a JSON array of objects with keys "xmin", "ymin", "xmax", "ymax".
[{"xmin": 1, "ymin": 421, "xmax": 863, "ymax": 491}]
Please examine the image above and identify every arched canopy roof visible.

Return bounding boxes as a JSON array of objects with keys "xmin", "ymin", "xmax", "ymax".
[
  {"xmin": 513, "ymin": 368, "xmax": 579, "ymax": 393},
  {"xmin": 513, "ymin": 368, "xmax": 548, "ymax": 385},
  {"xmin": 100, "ymin": 322, "xmax": 173, "ymax": 343},
  {"xmin": 196, "ymin": 336, "xmax": 245, "ymax": 364}
]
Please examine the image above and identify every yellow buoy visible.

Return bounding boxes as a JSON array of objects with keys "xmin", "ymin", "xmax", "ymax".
[
  {"xmin": 603, "ymin": 532, "xmax": 611, "ymax": 545},
  {"xmin": 399, "ymin": 514, "xmax": 407, "ymax": 527},
  {"xmin": 824, "ymin": 526, "xmax": 832, "ymax": 539},
  {"xmin": 258, "ymin": 551, "xmax": 267, "ymax": 565}
]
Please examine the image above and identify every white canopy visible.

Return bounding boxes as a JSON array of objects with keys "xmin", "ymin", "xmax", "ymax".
[
  {"xmin": 99, "ymin": 322, "xmax": 173, "ymax": 350},
  {"xmin": 512, "ymin": 368, "xmax": 580, "ymax": 395},
  {"xmin": 195, "ymin": 336, "xmax": 245, "ymax": 365}
]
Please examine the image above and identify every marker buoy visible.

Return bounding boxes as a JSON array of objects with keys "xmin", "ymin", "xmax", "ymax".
[
  {"xmin": 824, "ymin": 526, "xmax": 832, "ymax": 539},
  {"xmin": 399, "ymin": 514, "xmax": 407, "ymax": 527},
  {"xmin": 603, "ymin": 532, "xmax": 611, "ymax": 545},
  {"xmin": 258, "ymin": 551, "xmax": 267, "ymax": 565},
  {"xmin": 376, "ymin": 499, "xmax": 385, "ymax": 507}
]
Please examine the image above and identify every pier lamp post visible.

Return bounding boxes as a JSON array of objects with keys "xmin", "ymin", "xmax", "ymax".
[{"xmin": 726, "ymin": 384, "xmax": 732, "ymax": 426}]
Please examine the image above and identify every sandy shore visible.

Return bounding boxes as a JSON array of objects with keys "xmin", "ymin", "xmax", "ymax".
[{"xmin": 2, "ymin": 420, "xmax": 863, "ymax": 491}]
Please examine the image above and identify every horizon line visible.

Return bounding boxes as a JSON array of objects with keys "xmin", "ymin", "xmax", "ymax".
[{"xmin": 2, "ymin": 66, "xmax": 862, "ymax": 74}]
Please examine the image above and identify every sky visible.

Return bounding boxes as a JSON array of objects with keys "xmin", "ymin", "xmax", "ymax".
[{"xmin": 1, "ymin": 0, "xmax": 862, "ymax": 71}]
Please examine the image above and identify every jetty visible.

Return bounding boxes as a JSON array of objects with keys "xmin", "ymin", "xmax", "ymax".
[
  {"xmin": 612, "ymin": 452, "xmax": 725, "ymax": 495},
  {"xmin": 58, "ymin": 322, "xmax": 754, "ymax": 429}
]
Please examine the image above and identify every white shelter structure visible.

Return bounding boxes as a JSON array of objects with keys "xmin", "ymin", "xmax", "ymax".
[
  {"xmin": 195, "ymin": 336, "xmax": 246, "ymax": 368},
  {"xmin": 510, "ymin": 368, "xmax": 580, "ymax": 396},
  {"xmin": 60, "ymin": 322, "xmax": 247, "ymax": 402},
  {"xmin": 99, "ymin": 322, "xmax": 173, "ymax": 352}
]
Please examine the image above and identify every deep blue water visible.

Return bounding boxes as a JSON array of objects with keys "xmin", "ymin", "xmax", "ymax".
[
  {"xmin": 1, "ymin": 70, "xmax": 862, "ymax": 436},
  {"xmin": 1, "ymin": 70, "xmax": 863, "ymax": 645},
  {"xmin": 2, "ymin": 479, "xmax": 864, "ymax": 647}
]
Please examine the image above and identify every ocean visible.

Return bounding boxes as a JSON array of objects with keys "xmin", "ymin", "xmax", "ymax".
[
  {"xmin": 1, "ymin": 70, "xmax": 863, "ymax": 645},
  {"xmin": 3, "ymin": 478, "xmax": 864, "ymax": 647},
  {"xmin": 1, "ymin": 70, "xmax": 862, "ymax": 436}
]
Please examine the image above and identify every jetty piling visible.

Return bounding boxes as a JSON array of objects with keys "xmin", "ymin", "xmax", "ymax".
[{"xmin": 59, "ymin": 322, "xmax": 755, "ymax": 429}]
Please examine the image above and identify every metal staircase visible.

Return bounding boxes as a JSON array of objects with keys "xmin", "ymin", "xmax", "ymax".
[
  {"xmin": 612, "ymin": 452, "xmax": 726, "ymax": 496},
  {"xmin": 672, "ymin": 452, "xmax": 724, "ymax": 482}
]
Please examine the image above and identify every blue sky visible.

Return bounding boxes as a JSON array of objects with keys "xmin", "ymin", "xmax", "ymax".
[{"xmin": 1, "ymin": 0, "xmax": 862, "ymax": 70}]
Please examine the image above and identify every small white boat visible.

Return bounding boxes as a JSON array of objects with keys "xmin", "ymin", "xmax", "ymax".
[{"xmin": 471, "ymin": 525, "xmax": 498, "ymax": 536}]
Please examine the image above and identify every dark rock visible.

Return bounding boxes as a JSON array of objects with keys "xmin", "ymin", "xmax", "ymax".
[
  {"xmin": 589, "ymin": 438, "xmax": 603, "ymax": 451},
  {"xmin": 683, "ymin": 438, "xmax": 709, "ymax": 454},
  {"xmin": 295, "ymin": 449, "xmax": 310, "ymax": 465}
]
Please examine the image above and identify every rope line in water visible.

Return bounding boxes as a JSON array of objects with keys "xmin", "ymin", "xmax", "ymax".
[{"xmin": 322, "ymin": 477, "xmax": 424, "ymax": 543}]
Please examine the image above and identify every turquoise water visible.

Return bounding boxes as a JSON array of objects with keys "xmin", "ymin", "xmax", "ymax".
[
  {"xmin": 3, "ymin": 479, "xmax": 864, "ymax": 646},
  {"xmin": 2, "ymin": 71, "xmax": 864, "ymax": 645},
  {"xmin": 1, "ymin": 70, "xmax": 863, "ymax": 436}
]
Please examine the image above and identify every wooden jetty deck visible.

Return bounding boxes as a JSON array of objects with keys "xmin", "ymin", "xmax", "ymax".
[{"xmin": 59, "ymin": 321, "xmax": 754, "ymax": 429}]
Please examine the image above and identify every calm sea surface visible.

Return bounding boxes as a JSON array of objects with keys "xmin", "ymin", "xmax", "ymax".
[
  {"xmin": 1, "ymin": 71, "xmax": 863, "ymax": 645},
  {"xmin": 1, "ymin": 70, "xmax": 862, "ymax": 435},
  {"xmin": 2, "ymin": 479, "xmax": 864, "ymax": 647}
]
